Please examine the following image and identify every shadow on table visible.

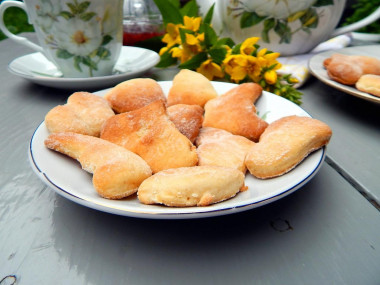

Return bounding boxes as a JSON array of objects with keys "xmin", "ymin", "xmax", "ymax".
[{"xmin": 48, "ymin": 167, "xmax": 331, "ymax": 284}]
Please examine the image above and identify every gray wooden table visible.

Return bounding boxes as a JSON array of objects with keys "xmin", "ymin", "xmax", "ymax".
[{"xmin": 1, "ymin": 35, "xmax": 380, "ymax": 285}]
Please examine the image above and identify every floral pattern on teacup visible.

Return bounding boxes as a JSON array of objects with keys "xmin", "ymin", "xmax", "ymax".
[
  {"xmin": 228, "ymin": 0, "xmax": 334, "ymax": 44},
  {"xmin": 33, "ymin": 0, "xmax": 117, "ymax": 76},
  {"xmin": 34, "ymin": 0, "xmax": 61, "ymax": 32}
]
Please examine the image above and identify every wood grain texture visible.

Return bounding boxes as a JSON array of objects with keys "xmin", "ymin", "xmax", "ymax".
[{"xmin": 0, "ymin": 34, "xmax": 379, "ymax": 285}]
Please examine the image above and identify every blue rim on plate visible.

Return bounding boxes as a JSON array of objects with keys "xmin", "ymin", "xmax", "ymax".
[{"xmin": 28, "ymin": 81, "xmax": 327, "ymax": 219}]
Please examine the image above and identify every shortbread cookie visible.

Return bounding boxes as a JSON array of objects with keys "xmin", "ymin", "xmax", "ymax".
[
  {"xmin": 356, "ymin": 74, "xmax": 380, "ymax": 97},
  {"xmin": 245, "ymin": 116, "xmax": 332, "ymax": 179},
  {"xmin": 219, "ymin": 82, "xmax": 263, "ymax": 103},
  {"xmin": 203, "ymin": 83, "xmax": 268, "ymax": 142},
  {"xmin": 323, "ymin": 53, "xmax": 380, "ymax": 85},
  {"xmin": 45, "ymin": 92, "xmax": 114, "ymax": 137},
  {"xmin": 167, "ymin": 104, "xmax": 204, "ymax": 143},
  {"xmin": 45, "ymin": 132, "xmax": 152, "ymax": 199},
  {"xmin": 100, "ymin": 100, "xmax": 198, "ymax": 173},
  {"xmin": 104, "ymin": 78, "xmax": 166, "ymax": 113},
  {"xmin": 167, "ymin": 69, "xmax": 218, "ymax": 107},
  {"xmin": 138, "ymin": 166, "xmax": 246, "ymax": 207},
  {"xmin": 195, "ymin": 127, "xmax": 255, "ymax": 173}
]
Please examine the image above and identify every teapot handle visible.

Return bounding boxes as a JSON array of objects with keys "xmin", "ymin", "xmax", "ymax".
[{"xmin": 332, "ymin": 6, "xmax": 380, "ymax": 37}]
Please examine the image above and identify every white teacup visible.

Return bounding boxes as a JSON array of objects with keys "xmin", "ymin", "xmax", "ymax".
[
  {"xmin": 198, "ymin": 0, "xmax": 380, "ymax": 56},
  {"xmin": 0, "ymin": 0, "xmax": 124, "ymax": 77}
]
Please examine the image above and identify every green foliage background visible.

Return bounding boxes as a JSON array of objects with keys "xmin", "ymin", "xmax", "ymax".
[
  {"xmin": 0, "ymin": 6, "xmax": 34, "ymax": 41},
  {"xmin": 342, "ymin": 0, "xmax": 380, "ymax": 33}
]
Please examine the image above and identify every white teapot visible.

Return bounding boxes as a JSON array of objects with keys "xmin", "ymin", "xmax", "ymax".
[{"xmin": 198, "ymin": 0, "xmax": 380, "ymax": 56}]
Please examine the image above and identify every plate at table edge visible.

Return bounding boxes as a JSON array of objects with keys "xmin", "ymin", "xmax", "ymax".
[
  {"xmin": 308, "ymin": 45, "xmax": 380, "ymax": 104},
  {"xmin": 29, "ymin": 81, "xmax": 326, "ymax": 219},
  {"xmin": 8, "ymin": 46, "xmax": 159, "ymax": 90}
]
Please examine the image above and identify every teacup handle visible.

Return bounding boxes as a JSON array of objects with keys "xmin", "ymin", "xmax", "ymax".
[
  {"xmin": 332, "ymin": 6, "xmax": 380, "ymax": 37},
  {"xmin": 0, "ymin": 0, "xmax": 43, "ymax": 53}
]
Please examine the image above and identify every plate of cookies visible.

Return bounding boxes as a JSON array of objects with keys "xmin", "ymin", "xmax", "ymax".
[
  {"xmin": 309, "ymin": 45, "xmax": 380, "ymax": 104},
  {"xmin": 29, "ymin": 69, "xmax": 332, "ymax": 219}
]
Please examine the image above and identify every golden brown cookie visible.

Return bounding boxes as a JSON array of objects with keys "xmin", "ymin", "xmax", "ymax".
[
  {"xmin": 44, "ymin": 132, "xmax": 152, "ymax": 199},
  {"xmin": 138, "ymin": 166, "xmax": 246, "ymax": 207},
  {"xmin": 104, "ymin": 78, "xmax": 166, "ymax": 113},
  {"xmin": 45, "ymin": 92, "xmax": 114, "ymax": 137},
  {"xmin": 167, "ymin": 69, "xmax": 218, "ymax": 107},
  {"xmin": 167, "ymin": 104, "xmax": 204, "ymax": 143},
  {"xmin": 203, "ymin": 83, "xmax": 267, "ymax": 142},
  {"xmin": 100, "ymin": 100, "xmax": 198, "ymax": 173},
  {"xmin": 324, "ymin": 53, "xmax": 380, "ymax": 85},
  {"xmin": 245, "ymin": 116, "xmax": 332, "ymax": 179},
  {"xmin": 195, "ymin": 127, "xmax": 255, "ymax": 173},
  {"xmin": 356, "ymin": 74, "xmax": 380, "ymax": 97}
]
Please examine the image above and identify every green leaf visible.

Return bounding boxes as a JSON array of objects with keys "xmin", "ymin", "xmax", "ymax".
[
  {"xmin": 74, "ymin": 56, "xmax": 83, "ymax": 72},
  {"xmin": 300, "ymin": 8, "xmax": 319, "ymax": 29},
  {"xmin": 216, "ymin": 37, "xmax": 235, "ymax": 48},
  {"xmin": 209, "ymin": 47, "xmax": 227, "ymax": 65},
  {"xmin": 178, "ymin": 52, "xmax": 208, "ymax": 69},
  {"xmin": 96, "ymin": 47, "xmax": 111, "ymax": 59},
  {"xmin": 203, "ymin": 3, "xmax": 215, "ymax": 25},
  {"xmin": 178, "ymin": 28, "xmax": 193, "ymax": 44},
  {"xmin": 166, "ymin": 0, "xmax": 180, "ymax": 8},
  {"xmin": 180, "ymin": 0, "xmax": 198, "ymax": 17},
  {"xmin": 82, "ymin": 56, "xmax": 98, "ymax": 70},
  {"xmin": 240, "ymin": 11, "xmax": 266, "ymax": 29},
  {"xmin": 80, "ymin": 12, "xmax": 96, "ymax": 21},
  {"xmin": 59, "ymin": 11, "xmax": 74, "ymax": 20},
  {"xmin": 101, "ymin": 35, "xmax": 113, "ymax": 46},
  {"xmin": 231, "ymin": 43, "xmax": 242, "ymax": 55},
  {"xmin": 274, "ymin": 21, "xmax": 291, "ymax": 43},
  {"xmin": 153, "ymin": 0, "xmax": 183, "ymax": 25},
  {"xmin": 313, "ymin": 0, "xmax": 334, "ymax": 7},
  {"xmin": 156, "ymin": 49, "xmax": 177, "ymax": 68},
  {"xmin": 203, "ymin": 24, "xmax": 218, "ymax": 47},
  {"xmin": 67, "ymin": 3, "xmax": 78, "ymax": 14},
  {"xmin": 261, "ymin": 18, "xmax": 275, "ymax": 43},
  {"xmin": 77, "ymin": 1, "xmax": 91, "ymax": 13},
  {"xmin": 56, "ymin": 49, "xmax": 74, "ymax": 59}
]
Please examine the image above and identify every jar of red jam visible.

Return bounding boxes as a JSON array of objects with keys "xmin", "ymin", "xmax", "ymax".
[{"xmin": 123, "ymin": 0, "xmax": 165, "ymax": 46}]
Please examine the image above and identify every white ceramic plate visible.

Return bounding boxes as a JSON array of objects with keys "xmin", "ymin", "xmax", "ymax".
[
  {"xmin": 352, "ymin": 32, "xmax": 380, "ymax": 43},
  {"xmin": 309, "ymin": 45, "xmax": 380, "ymax": 104},
  {"xmin": 8, "ymin": 46, "xmax": 159, "ymax": 90},
  {"xmin": 29, "ymin": 81, "xmax": 326, "ymax": 219}
]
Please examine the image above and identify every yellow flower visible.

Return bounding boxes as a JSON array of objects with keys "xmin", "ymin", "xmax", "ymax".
[
  {"xmin": 170, "ymin": 44, "xmax": 197, "ymax": 63},
  {"xmin": 257, "ymin": 50, "xmax": 282, "ymax": 70},
  {"xmin": 159, "ymin": 46, "xmax": 169, "ymax": 56},
  {"xmin": 170, "ymin": 47, "xmax": 183, "ymax": 59},
  {"xmin": 264, "ymin": 70, "xmax": 277, "ymax": 85},
  {"xmin": 197, "ymin": 59, "xmax": 224, "ymax": 80},
  {"xmin": 224, "ymin": 54, "xmax": 262, "ymax": 82},
  {"xmin": 183, "ymin": 16, "xmax": 202, "ymax": 32},
  {"xmin": 256, "ymin": 48, "xmax": 268, "ymax": 57},
  {"xmin": 240, "ymin": 37, "xmax": 260, "ymax": 55},
  {"xmin": 162, "ymin": 23, "xmax": 181, "ymax": 47},
  {"xmin": 223, "ymin": 54, "xmax": 246, "ymax": 82},
  {"xmin": 185, "ymin": 33, "xmax": 204, "ymax": 46}
]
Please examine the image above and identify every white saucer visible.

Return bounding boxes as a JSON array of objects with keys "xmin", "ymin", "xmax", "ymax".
[
  {"xmin": 8, "ymin": 46, "xmax": 160, "ymax": 90},
  {"xmin": 309, "ymin": 45, "xmax": 380, "ymax": 104}
]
